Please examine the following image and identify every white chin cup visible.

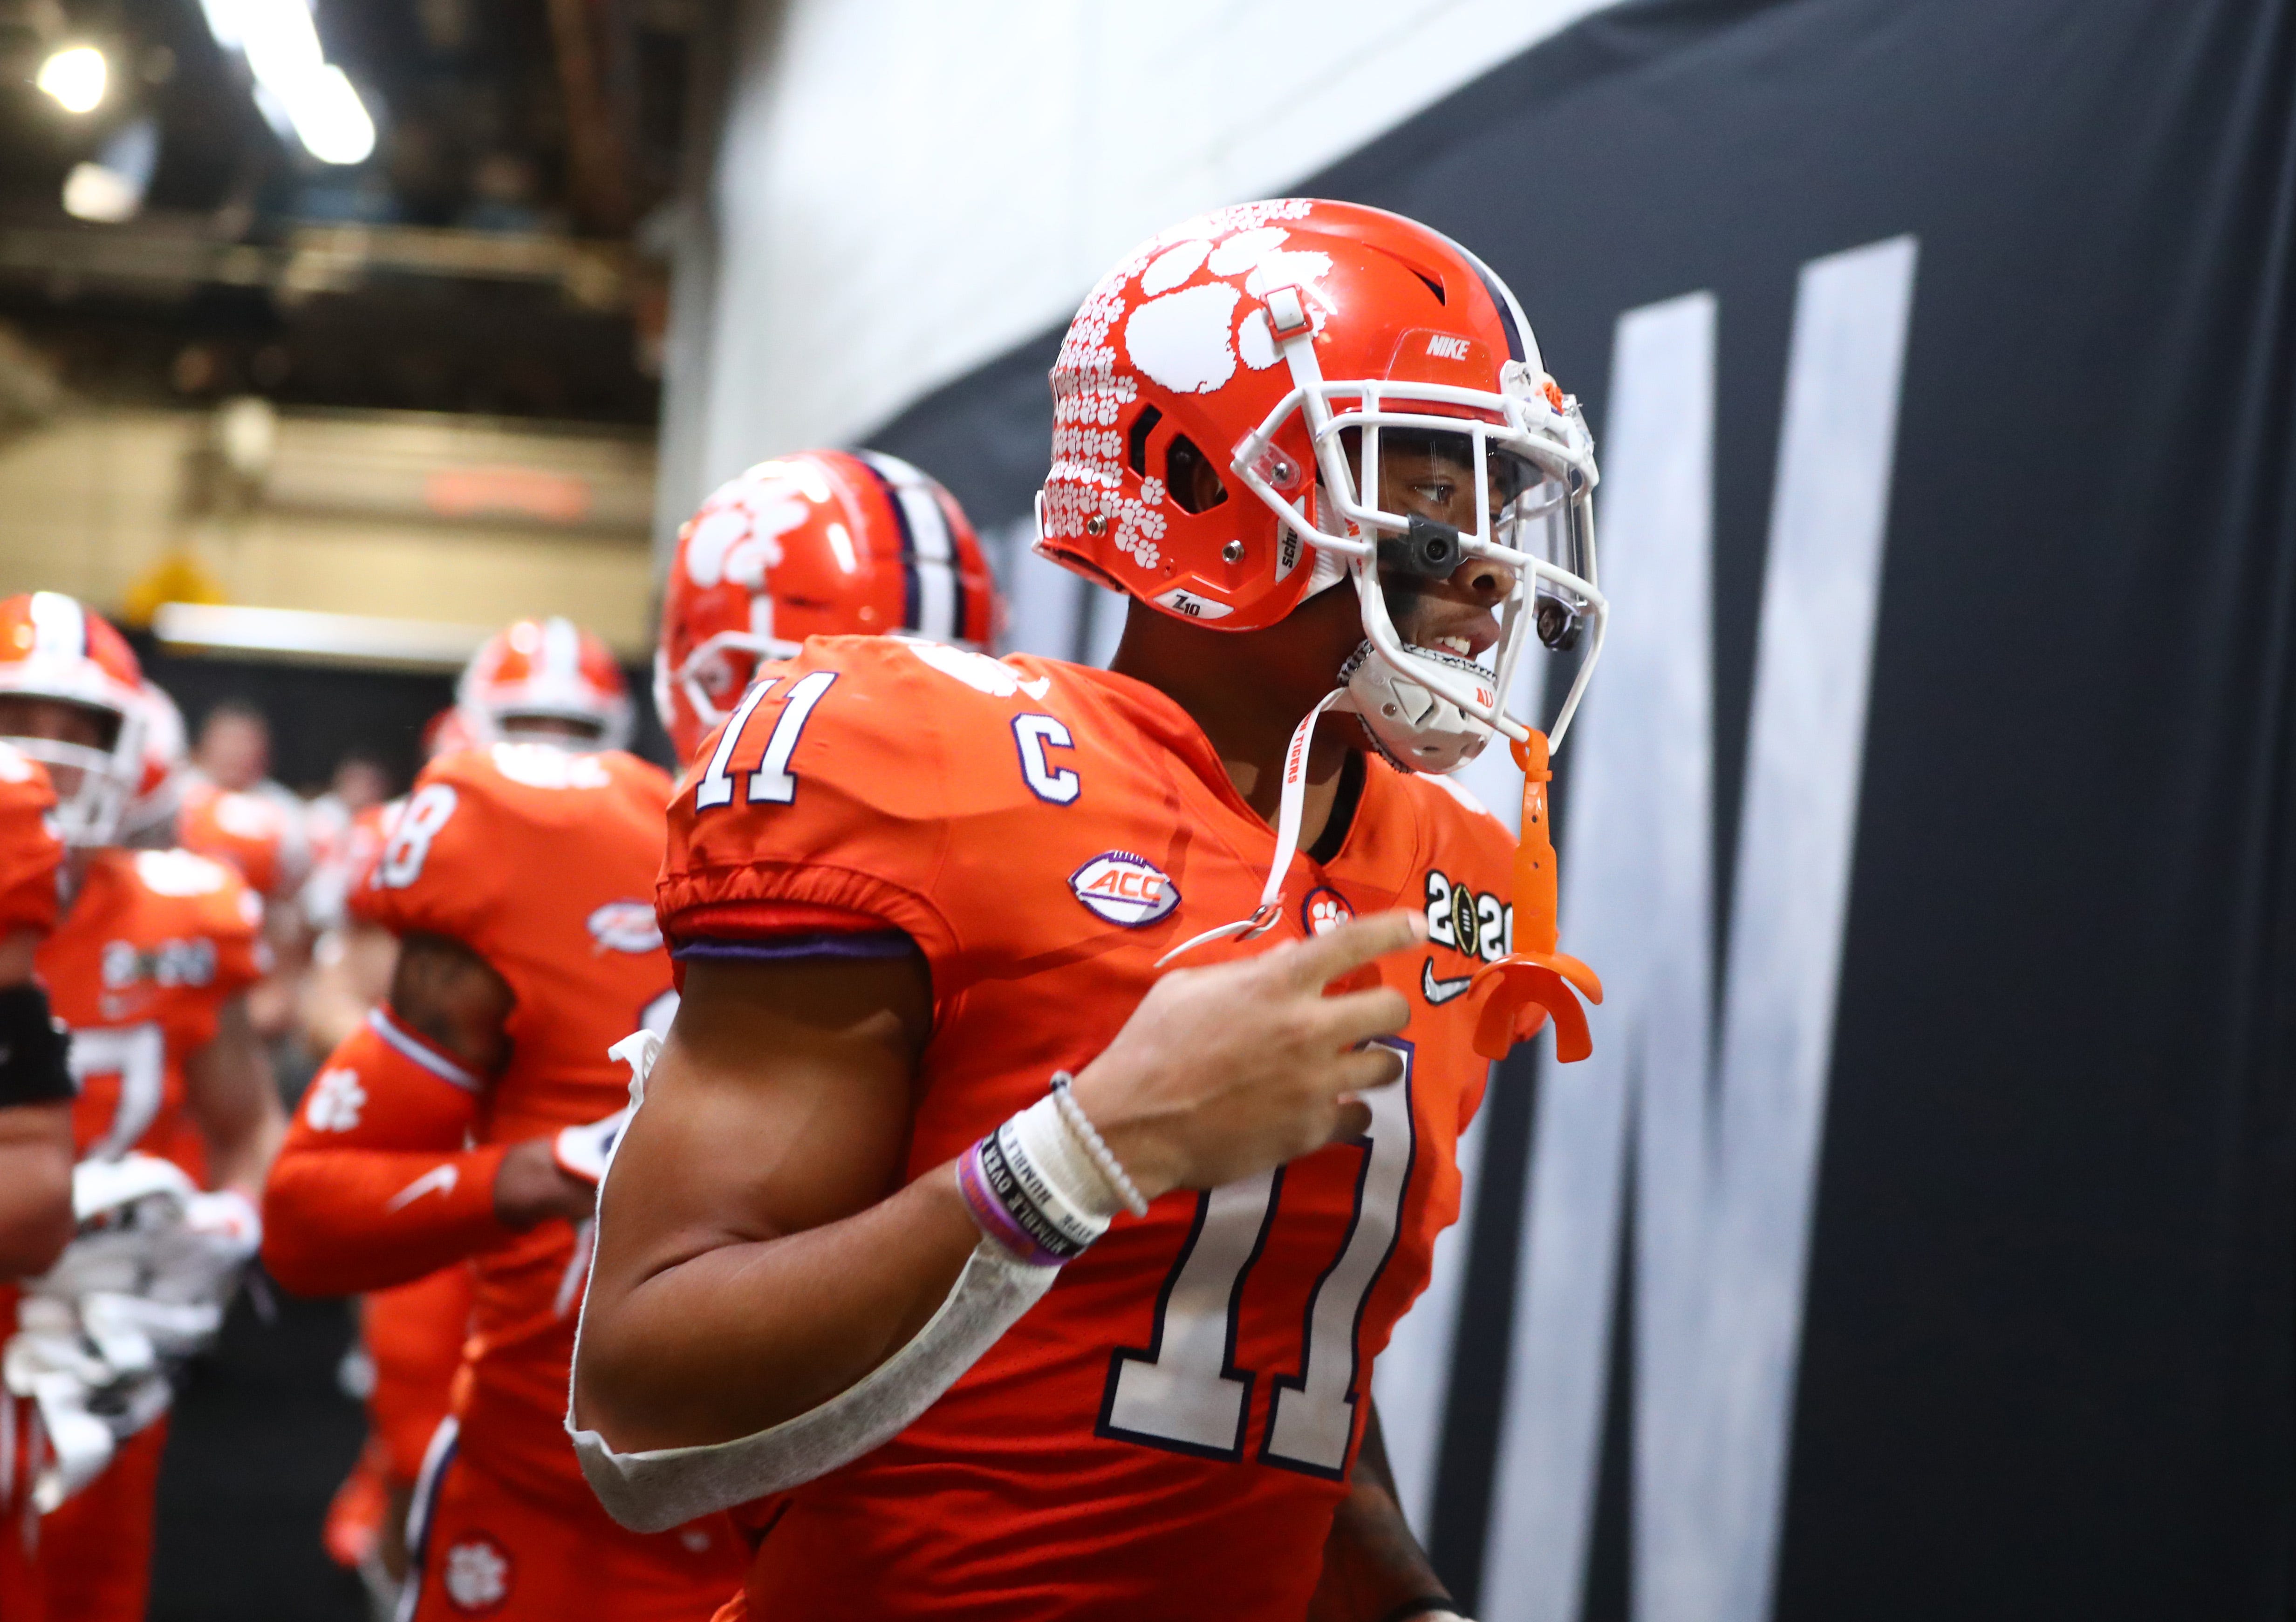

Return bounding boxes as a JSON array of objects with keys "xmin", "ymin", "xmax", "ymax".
[{"xmin": 1340, "ymin": 641, "xmax": 1494, "ymax": 775}]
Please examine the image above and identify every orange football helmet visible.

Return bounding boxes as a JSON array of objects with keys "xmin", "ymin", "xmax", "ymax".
[
  {"xmin": 1038, "ymin": 198, "xmax": 1605, "ymax": 770},
  {"xmin": 455, "ymin": 618, "xmax": 633, "ymax": 752},
  {"xmin": 0, "ymin": 592, "xmax": 149, "ymax": 846},
  {"xmin": 656, "ymin": 449, "xmax": 999, "ymax": 763}
]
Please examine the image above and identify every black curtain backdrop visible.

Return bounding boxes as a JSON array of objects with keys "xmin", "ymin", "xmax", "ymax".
[{"xmin": 869, "ymin": 1, "xmax": 2296, "ymax": 1615}]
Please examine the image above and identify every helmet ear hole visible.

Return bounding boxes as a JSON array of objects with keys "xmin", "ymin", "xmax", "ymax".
[
  {"xmin": 1126, "ymin": 405, "xmax": 1162, "ymax": 477},
  {"xmin": 1166, "ymin": 435, "xmax": 1229, "ymax": 514}
]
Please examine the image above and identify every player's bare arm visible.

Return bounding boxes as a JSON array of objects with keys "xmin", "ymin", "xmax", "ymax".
[
  {"xmin": 574, "ymin": 909, "xmax": 1421, "ymax": 1452},
  {"xmin": 0, "ymin": 1100, "xmax": 72, "ymax": 1275},
  {"xmin": 1308, "ymin": 1401, "xmax": 1458, "ymax": 1622},
  {"xmin": 0, "ymin": 922, "xmax": 69, "ymax": 1274},
  {"xmin": 388, "ymin": 930, "xmax": 592, "ymax": 1230},
  {"xmin": 183, "ymin": 991, "xmax": 287, "ymax": 1197}
]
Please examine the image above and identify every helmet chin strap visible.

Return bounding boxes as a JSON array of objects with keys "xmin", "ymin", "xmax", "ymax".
[
  {"xmin": 1155, "ymin": 689, "xmax": 1350, "ymax": 968},
  {"xmin": 1149, "ymin": 688, "xmax": 1605, "ymax": 1073}
]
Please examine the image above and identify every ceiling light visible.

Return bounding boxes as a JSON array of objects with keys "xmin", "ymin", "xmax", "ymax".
[
  {"xmin": 197, "ymin": 0, "xmax": 375, "ymax": 166},
  {"xmin": 36, "ymin": 46, "xmax": 107, "ymax": 115},
  {"xmin": 62, "ymin": 163, "xmax": 136, "ymax": 222},
  {"xmin": 59, "ymin": 118, "xmax": 157, "ymax": 224}
]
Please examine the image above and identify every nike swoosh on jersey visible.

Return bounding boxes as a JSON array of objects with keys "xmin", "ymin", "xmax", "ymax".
[
  {"xmin": 385, "ymin": 1163, "xmax": 460, "ymax": 1211},
  {"xmin": 1422, "ymin": 958, "xmax": 1475, "ymax": 1005}
]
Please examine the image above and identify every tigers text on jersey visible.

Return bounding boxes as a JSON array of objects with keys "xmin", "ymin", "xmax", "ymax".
[
  {"xmin": 658, "ymin": 637, "xmax": 1516, "ymax": 1620},
  {"xmin": 40, "ymin": 848, "xmax": 263, "ymax": 1174},
  {"xmin": 350, "ymin": 743, "xmax": 676, "ymax": 1506}
]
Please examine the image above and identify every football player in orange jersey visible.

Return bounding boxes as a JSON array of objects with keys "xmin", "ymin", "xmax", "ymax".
[
  {"xmin": 177, "ymin": 725, "xmax": 313, "ymax": 1042},
  {"xmin": 652, "ymin": 447, "xmax": 1003, "ymax": 763},
  {"xmin": 0, "ymin": 593, "xmax": 286, "ymax": 1622},
  {"xmin": 297, "ymin": 713, "xmax": 488, "ymax": 1611},
  {"xmin": 571, "ymin": 200, "xmax": 1608, "ymax": 1622},
  {"xmin": 0, "ymin": 743, "xmax": 82, "ymax": 1622},
  {"xmin": 263, "ymin": 617, "xmax": 747, "ymax": 1622}
]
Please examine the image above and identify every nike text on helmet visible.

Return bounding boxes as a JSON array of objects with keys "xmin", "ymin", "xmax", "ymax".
[
  {"xmin": 656, "ymin": 447, "xmax": 1001, "ymax": 763},
  {"xmin": 0, "ymin": 592, "xmax": 150, "ymax": 847},
  {"xmin": 457, "ymin": 617, "xmax": 634, "ymax": 753},
  {"xmin": 1035, "ymin": 198, "xmax": 1606, "ymax": 769}
]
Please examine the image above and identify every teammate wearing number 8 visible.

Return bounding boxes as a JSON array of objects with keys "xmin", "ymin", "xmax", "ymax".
[
  {"xmin": 262, "ymin": 619, "xmax": 746, "ymax": 1622},
  {"xmin": 572, "ymin": 200, "xmax": 1603, "ymax": 1621}
]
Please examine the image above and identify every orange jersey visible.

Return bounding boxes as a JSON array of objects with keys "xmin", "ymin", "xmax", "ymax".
[
  {"xmin": 365, "ymin": 1265, "xmax": 476, "ymax": 1483},
  {"xmin": 346, "ymin": 743, "xmax": 675, "ymax": 1506},
  {"xmin": 657, "ymin": 638, "xmax": 1516, "ymax": 1620},
  {"xmin": 0, "ymin": 748, "xmax": 61, "ymax": 1621},
  {"xmin": 177, "ymin": 779, "xmax": 309, "ymax": 902},
  {"xmin": 0, "ymin": 743, "xmax": 61, "ymax": 937},
  {"xmin": 39, "ymin": 848, "xmax": 264, "ymax": 1175}
]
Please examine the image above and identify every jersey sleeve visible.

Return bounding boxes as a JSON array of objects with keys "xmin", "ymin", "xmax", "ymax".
[
  {"xmin": 658, "ymin": 638, "xmax": 979, "ymax": 966},
  {"xmin": 350, "ymin": 752, "xmax": 514, "ymax": 947},
  {"xmin": 0, "ymin": 746, "xmax": 61, "ymax": 938},
  {"xmin": 263, "ymin": 1009, "xmax": 512, "ymax": 1296}
]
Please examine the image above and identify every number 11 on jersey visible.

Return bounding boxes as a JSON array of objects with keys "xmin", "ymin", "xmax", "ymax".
[{"xmin": 1098, "ymin": 1041, "xmax": 1416, "ymax": 1478}]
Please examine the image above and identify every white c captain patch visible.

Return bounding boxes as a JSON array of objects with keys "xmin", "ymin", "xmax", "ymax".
[{"xmin": 1069, "ymin": 851, "xmax": 1180, "ymax": 929}]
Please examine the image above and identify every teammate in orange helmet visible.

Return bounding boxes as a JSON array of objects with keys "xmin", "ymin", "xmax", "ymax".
[
  {"xmin": 263, "ymin": 616, "xmax": 743, "ymax": 1622},
  {"xmin": 0, "ymin": 743, "xmax": 82, "ymax": 1622},
  {"xmin": 570, "ymin": 200, "xmax": 1607, "ymax": 1622},
  {"xmin": 653, "ymin": 447, "xmax": 1000, "ymax": 763},
  {"xmin": 0, "ymin": 593, "xmax": 286, "ymax": 1622}
]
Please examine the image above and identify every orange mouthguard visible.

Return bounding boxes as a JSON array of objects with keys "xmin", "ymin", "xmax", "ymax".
[{"xmin": 1469, "ymin": 730, "xmax": 1602, "ymax": 1062}]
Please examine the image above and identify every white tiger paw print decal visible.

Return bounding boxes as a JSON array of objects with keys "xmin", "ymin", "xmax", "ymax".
[
  {"xmin": 685, "ymin": 466, "xmax": 821, "ymax": 591},
  {"xmin": 1121, "ymin": 227, "xmax": 1334, "ymax": 398},
  {"xmin": 1045, "ymin": 198, "xmax": 1320, "ymax": 566},
  {"xmin": 303, "ymin": 1066, "xmax": 366, "ymax": 1132},
  {"xmin": 1301, "ymin": 886, "xmax": 1355, "ymax": 936},
  {"xmin": 443, "ymin": 1536, "xmax": 510, "ymax": 1613}
]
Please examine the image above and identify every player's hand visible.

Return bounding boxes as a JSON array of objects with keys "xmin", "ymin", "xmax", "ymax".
[
  {"xmin": 493, "ymin": 1137, "xmax": 599, "ymax": 1229},
  {"xmin": 1071, "ymin": 909, "xmax": 1424, "ymax": 1201}
]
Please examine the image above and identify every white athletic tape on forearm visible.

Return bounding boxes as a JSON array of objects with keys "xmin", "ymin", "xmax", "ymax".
[{"xmin": 567, "ymin": 1237, "xmax": 1057, "ymax": 1533}]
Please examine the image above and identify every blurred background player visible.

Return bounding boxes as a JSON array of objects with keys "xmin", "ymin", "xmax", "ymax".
[
  {"xmin": 0, "ymin": 592, "xmax": 284, "ymax": 1622},
  {"xmin": 298, "ymin": 713, "xmax": 476, "ymax": 1618},
  {"xmin": 0, "ymin": 742, "xmax": 82, "ymax": 1622},
  {"xmin": 177, "ymin": 703, "xmax": 314, "ymax": 1047},
  {"xmin": 262, "ymin": 616, "xmax": 743, "ymax": 1622},
  {"xmin": 652, "ymin": 448, "xmax": 1002, "ymax": 762}
]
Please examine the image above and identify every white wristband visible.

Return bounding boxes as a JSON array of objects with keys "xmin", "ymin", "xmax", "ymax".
[{"xmin": 1007, "ymin": 1095, "xmax": 1127, "ymax": 1225}]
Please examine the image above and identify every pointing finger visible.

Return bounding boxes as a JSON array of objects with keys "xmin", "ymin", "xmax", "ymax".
[{"xmin": 1272, "ymin": 909, "xmax": 1426, "ymax": 993}]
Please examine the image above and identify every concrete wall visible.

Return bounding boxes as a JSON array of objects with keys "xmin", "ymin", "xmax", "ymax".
[
  {"xmin": 666, "ymin": 0, "xmax": 1620, "ymax": 536},
  {"xmin": 0, "ymin": 408, "xmax": 659, "ymax": 653}
]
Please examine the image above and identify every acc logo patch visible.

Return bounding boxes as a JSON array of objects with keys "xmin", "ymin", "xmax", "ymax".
[
  {"xmin": 1300, "ymin": 886, "xmax": 1354, "ymax": 936},
  {"xmin": 586, "ymin": 900, "xmax": 663, "ymax": 954},
  {"xmin": 1069, "ymin": 851, "xmax": 1180, "ymax": 928}
]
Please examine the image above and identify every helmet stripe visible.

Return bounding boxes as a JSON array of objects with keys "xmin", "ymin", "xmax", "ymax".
[
  {"xmin": 27, "ymin": 592, "xmax": 85, "ymax": 661},
  {"xmin": 857, "ymin": 452, "xmax": 960, "ymax": 641},
  {"xmin": 542, "ymin": 617, "xmax": 581, "ymax": 681},
  {"xmin": 1457, "ymin": 246, "xmax": 1529, "ymax": 365}
]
